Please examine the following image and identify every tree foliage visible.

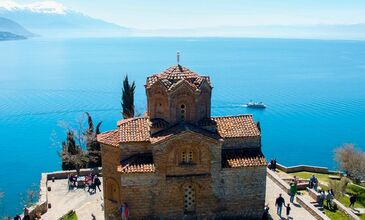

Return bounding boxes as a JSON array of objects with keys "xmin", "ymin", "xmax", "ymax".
[
  {"xmin": 85, "ymin": 112, "xmax": 102, "ymax": 168},
  {"xmin": 59, "ymin": 112, "xmax": 102, "ymax": 173},
  {"xmin": 335, "ymin": 144, "xmax": 365, "ymax": 183},
  {"xmin": 60, "ymin": 129, "xmax": 89, "ymax": 173},
  {"xmin": 328, "ymin": 177, "xmax": 350, "ymax": 199},
  {"xmin": 20, "ymin": 184, "xmax": 38, "ymax": 208},
  {"xmin": 121, "ymin": 75, "xmax": 136, "ymax": 119}
]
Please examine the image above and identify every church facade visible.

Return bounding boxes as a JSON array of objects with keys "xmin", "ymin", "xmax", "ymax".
[{"xmin": 98, "ymin": 64, "xmax": 267, "ymax": 219}]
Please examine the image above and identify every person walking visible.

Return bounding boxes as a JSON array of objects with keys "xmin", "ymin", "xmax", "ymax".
[
  {"xmin": 23, "ymin": 207, "xmax": 30, "ymax": 220},
  {"xmin": 275, "ymin": 194, "xmax": 285, "ymax": 216},
  {"xmin": 326, "ymin": 190, "xmax": 333, "ymax": 209},
  {"xmin": 319, "ymin": 190, "xmax": 325, "ymax": 207},
  {"xmin": 289, "ymin": 181, "xmax": 297, "ymax": 203},
  {"xmin": 349, "ymin": 194, "xmax": 357, "ymax": 208},
  {"xmin": 286, "ymin": 203, "xmax": 291, "ymax": 219},
  {"xmin": 313, "ymin": 177, "xmax": 319, "ymax": 191},
  {"xmin": 262, "ymin": 204, "xmax": 270, "ymax": 220},
  {"xmin": 94, "ymin": 175, "xmax": 101, "ymax": 192}
]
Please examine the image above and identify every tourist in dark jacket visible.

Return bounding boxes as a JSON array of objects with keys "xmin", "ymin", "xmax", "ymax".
[
  {"xmin": 23, "ymin": 207, "xmax": 30, "ymax": 220},
  {"xmin": 349, "ymin": 194, "xmax": 357, "ymax": 208},
  {"xmin": 94, "ymin": 175, "xmax": 101, "ymax": 192},
  {"xmin": 262, "ymin": 205, "xmax": 270, "ymax": 220},
  {"xmin": 275, "ymin": 194, "xmax": 285, "ymax": 216}
]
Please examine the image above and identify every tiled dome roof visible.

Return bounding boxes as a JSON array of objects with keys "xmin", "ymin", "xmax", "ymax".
[{"xmin": 146, "ymin": 65, "xmax": 211, "ymax": 90}]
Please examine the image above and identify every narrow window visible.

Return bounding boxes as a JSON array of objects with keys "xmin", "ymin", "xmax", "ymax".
[
  {"xmin": 184, "ymin": 185, "xmax": 196, "ymax": 213},
  {"xmin": 180, "ymin": 104, "xmax": 186, "ymax": 121}
]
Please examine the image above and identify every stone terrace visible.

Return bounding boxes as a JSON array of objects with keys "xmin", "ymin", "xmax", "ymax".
[{"xmin": 42, "ymin": 179, "xmax": 104, "ymax": 220}]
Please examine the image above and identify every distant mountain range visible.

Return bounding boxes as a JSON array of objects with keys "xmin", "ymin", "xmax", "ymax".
[
  {"xmin": 0, "ymin": 16, "xmax": 34, "ymax": 40},
  {"xmin": 135, "ymin": 24, "xmax": 365, "ymax": 40},
  {"xmin": 0, "ymin": 1, "xmax": 130, "ymax": 38},
  {"xmin": 0, "ymin": 1, "xmax": 364, "ymax": 40}
]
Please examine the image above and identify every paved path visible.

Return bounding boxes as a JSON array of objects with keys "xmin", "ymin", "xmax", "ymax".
[
  {"xmin": 42, "ymin": 179, "xmax": 104, "ymax": 220},
  {"xmin": 266, "ymin": 176, "xmax": 316, "ymax": 220}
]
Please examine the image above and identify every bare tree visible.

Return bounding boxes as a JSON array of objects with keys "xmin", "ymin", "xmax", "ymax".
[
  {"xmin": 20, "ymin": 184, "xmax": 38, "ymax": 208},
  {"xmin": 335, "ymin": 144, "xmax": 365, "ymax": 183},
  {"xmin": 328, "ymin": 177, "xmax": 350, "ymax": 199}
]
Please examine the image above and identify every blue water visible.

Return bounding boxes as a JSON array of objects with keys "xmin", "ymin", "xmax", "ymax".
[{"xmin": 1, "ymin": 37, "xmax": 365, "ymax": 216}]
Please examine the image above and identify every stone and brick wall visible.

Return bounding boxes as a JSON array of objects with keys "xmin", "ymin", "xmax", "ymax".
[
  {"xmin": 218, "ymin": 166, "xmax": 266, "ymax": 218},
  {"xmin": 101, "ymin": 144, "xmax": 122, "ymax": 219},
  {"xmin": 221, "ymin": 137, "xmax": 261, "ymax": 149}
]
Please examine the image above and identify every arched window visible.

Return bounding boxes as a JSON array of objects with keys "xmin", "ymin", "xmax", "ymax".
[
  {"xmin": 184, "ymin": 185, "xmax": 196, "ymax": 213},
  {"xmin": 181, "ymin": 150, "xmax": 194, "ymax": 164},
  {"xmin": 180, "ymin": 104, "xmax": 186, "ymax": 121}
]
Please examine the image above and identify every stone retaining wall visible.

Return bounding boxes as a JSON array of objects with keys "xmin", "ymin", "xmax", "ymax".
[
  {"xmin": 267, "ymin": 169, "xmax": 290, "ymax": 194},
  {"xmin": 276, "ymin": 163, "xmax": 341, "ymax": 175},
  {"xmin": 296, "ymin": 196, "xmax": 330, "ymax": 220},
  {"xmin": 332, "ymin": 199, "xmax": 360, "ymax": 220},
  {"xmin": 307, "ymin": 187, "xmax": 320, "ymax": 202}
]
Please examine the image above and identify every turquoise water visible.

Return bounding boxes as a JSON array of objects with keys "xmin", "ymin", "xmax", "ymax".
[{"xmin": 1, "ymin": 37, "xmax": 365, "ymax": 216}]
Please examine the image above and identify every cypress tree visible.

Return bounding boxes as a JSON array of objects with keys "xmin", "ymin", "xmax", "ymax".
[{"xmin": 121, "ymin": 75, "xmax": 136, "ymax": 119}]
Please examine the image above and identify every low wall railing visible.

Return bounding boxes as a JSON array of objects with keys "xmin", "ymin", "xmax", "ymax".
[{"xmin": 276, "ymin": 163, "xmax": 341, "ymax": 175}]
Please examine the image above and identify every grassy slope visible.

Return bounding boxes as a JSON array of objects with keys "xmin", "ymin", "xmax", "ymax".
[{"xmin": 288, "ymin": 171, "xmax": 365, "ymax": 219}]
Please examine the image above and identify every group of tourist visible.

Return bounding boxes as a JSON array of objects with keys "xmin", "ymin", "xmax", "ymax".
[
  {"xmin": 309, "ymin": 174, "xmax": 319, "ymax": 191},
  {"xmin": 317, "ymin": 189, "xmax": 335, "ymax": 209},
  {"xmin": 268, "ymin": 159, "xmax": 277, "ymax": 171},
  {"xmin": 120, "ymin": 203, "xmax": 129, "ymax": 220},
  {"xmin": 68, "ymin": 173, "xmax": 101, "ymax": 193},
  {"xmin": 262, "ymin": 175, "xmax": 298, "ymax": 220},
  {"xmin": 262, "ymin": 193, "xmax": 292, "ymax": 220}
]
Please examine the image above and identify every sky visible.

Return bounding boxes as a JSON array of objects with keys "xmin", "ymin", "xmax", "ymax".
[{"xmin": 5, "ymin": 0, "xmax": 365, "ymax": 29}]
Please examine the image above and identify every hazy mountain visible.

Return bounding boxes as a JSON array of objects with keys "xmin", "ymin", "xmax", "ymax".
[
  {"xmin": 0, "ymin": 1, "xmax": 130, "ymax": 37},
  {"xmin": 0, "ymin": 31, "xmax": 26, "ymax": 40},
  {"xmin": 134, "ymin": 24, "xmax": 365, "ymax": 40},
  {"xmin": 0, "ymin": 16, "xmax": 34, "ymax": 37}
]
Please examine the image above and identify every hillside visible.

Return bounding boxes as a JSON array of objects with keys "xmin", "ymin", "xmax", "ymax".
[
  {"xmin": 0, "ymin": 1, "xmax": 129, "ymax": 38},
  {"xmin": 0, "ymin": 31, "xmax": 26, "ymax": 40},
  {"xmin": 0, "ymin": 17, "xmax": 34, "ymax": 37}
]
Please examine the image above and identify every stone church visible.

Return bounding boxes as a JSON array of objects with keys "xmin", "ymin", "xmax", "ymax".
[{"xmin": 97, "ymin": 64, "xmax": 267, "ymax": 219}]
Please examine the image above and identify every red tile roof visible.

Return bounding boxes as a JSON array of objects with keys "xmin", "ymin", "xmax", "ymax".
[
  {"xmin": 118, "ymin": 117, "xmax": 150, "ymax": 143},
  {"xmin": 146, "ymin": 65, "xmax": 211, "ymax": 90},
  {"xmin": 213, "ymin": 115, "xmax": 260, "ymax": 138},
  {"xmin": 117, "ymin": 164, "xmax": 155, "ymax": 173},
  {"xmin": 118, "ymin": 153, "xmax": 155, "ymax": 174},
  {"xmin": 98, "ymin": 115, "xmax": 260, "ymax": 146},
  {"xmin": 222, "ymin": 148, "xmax": 267, "ymax": 168},
  {"xmin": 96, "ymin": 129, "xmax": 119, "ymax": 147}
]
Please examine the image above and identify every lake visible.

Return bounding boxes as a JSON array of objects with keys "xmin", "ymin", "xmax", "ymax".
[{"xmin": 0, "ymin": 37, "xmax": 365, "ymax": 216}]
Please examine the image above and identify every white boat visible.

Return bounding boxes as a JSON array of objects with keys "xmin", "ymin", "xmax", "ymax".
[{"xmin": 246, "ymin": 101, "xmax": 266, "ymax": 109}]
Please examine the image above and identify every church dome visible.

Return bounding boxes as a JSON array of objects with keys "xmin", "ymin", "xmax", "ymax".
[{"xmin": 146, "ymin": 65, "xmax": 211, "ymax": 90}]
